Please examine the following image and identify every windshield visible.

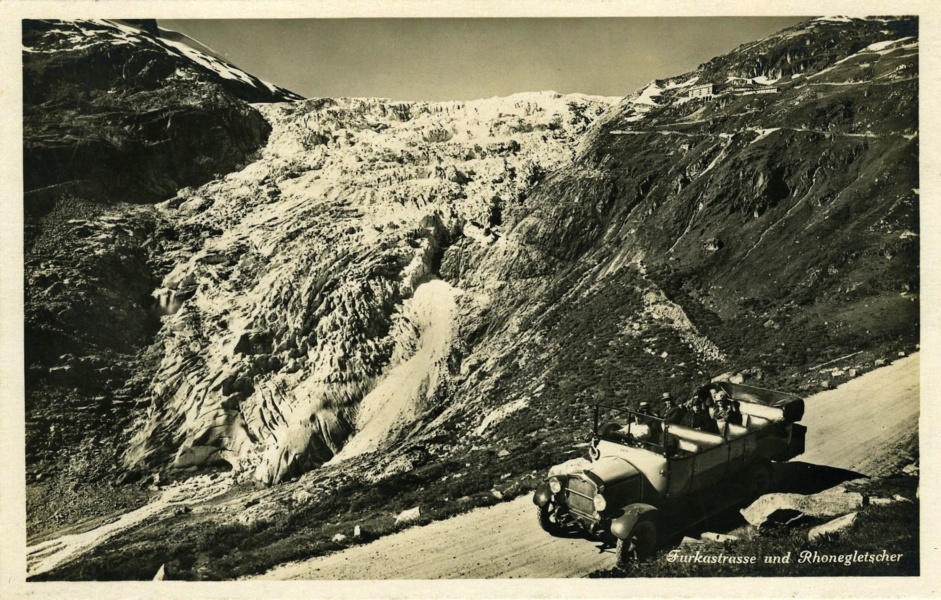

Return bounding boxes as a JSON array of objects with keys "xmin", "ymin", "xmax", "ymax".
[{"xmin": 593, "ymin": 404, "xmax": 668, "ymax": 451}]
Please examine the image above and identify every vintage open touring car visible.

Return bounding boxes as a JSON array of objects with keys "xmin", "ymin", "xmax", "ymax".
[{"xmin": 533, "ymin": 382, "xmax": 807, "ymax": 567}]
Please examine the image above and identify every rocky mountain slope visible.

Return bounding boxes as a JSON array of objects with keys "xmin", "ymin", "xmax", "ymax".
[
  {"xmin": 23, "ymin": 18, "xmax": 301, "ymax": 529},
  {"xmin": 517, "ymin": 15, "xmax": 918, "ymax": 372},
  {"xmin": 429, "ymin": 15, "xmax": 918, "ymax": 495},
  {"xmin": 24, "ymin": 17, "xmax": 918, "ymax": 576}
]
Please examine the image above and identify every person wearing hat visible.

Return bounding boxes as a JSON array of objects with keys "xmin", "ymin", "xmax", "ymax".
[
  {"xmin": 633, "ymin": 400, "xmax": 663, "ymax": 441},
  {"xmin": 637, "ymin": 401, "xmax": 656, "ymax": 419},
  {"xmin": 706, "ymin": 386, "xmax": 724, "ymax": 417},
  {"xmin": 658, "ymin": 391, "xmax": 687, "ymax": 425},
  {"xmin": 712, "ymin": 390, "xmax": 742, "ymax": 436},
  {"xmin": 679, "ymin": 398, "xmax": 719, "ymax": 434}
]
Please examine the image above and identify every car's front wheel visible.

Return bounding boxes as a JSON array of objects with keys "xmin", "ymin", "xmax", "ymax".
[
  {"xmin": 746, "ymin": 460, "xmax": 774, "ymax": 497},
  {"xmin": 536, "ymin": 502, "xmax": 565, "ymax": 535},
  {"xmin": 616, "ymin": 518, "xmax": 658, "ymax": 568}
]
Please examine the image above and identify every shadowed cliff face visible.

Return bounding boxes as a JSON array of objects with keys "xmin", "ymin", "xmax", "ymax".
[{"xmin": 24, "ymin": 18, "xmax": 300, "ymax": 372}]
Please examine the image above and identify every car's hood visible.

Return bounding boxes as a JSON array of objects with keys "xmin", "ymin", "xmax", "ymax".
[{"xmin": 584, "ymin": 455, "xmax": 639, "ymax": 487}]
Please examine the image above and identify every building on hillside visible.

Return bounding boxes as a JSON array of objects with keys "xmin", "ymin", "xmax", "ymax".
[{"xmin": 686, "ymin": 83, "xmax": 714, "ymax": 100}]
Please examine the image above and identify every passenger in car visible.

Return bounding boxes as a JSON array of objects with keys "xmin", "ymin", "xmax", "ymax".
[
  {"xmin": 706, "ymin": 385, "xmax": 726, "ymax": 417},
  {"xmin": 657, "ymin": 392, "xmax": 687, "ymax": 424},
  {"xmin": 712, "ymin": 391, "xmax": 742, "ymax": 437},
  {"xmin": 679, "ymin": 398, "xmax": 719, "ymax": 434}
]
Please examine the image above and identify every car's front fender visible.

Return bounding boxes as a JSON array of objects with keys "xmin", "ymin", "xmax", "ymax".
[
  {"xmin": 609, "ymin": 503, "xmax": 658, "ymax": 539},
  {"xmin": 532, "ymin": 482, "xmax": 553, "ymax": 507}
]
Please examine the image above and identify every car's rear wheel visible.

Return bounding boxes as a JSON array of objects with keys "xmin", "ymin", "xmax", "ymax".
[
  {"xmin": 536, "ymin": 502, "xmax": 564, "ymax": 535},
  {"xmin": 747, "ymin": 461, "xmax": 774, "ymax": 497},
  {"xmin": 616, "ymin": 518, "xmax": 658, "ymax": 568}
]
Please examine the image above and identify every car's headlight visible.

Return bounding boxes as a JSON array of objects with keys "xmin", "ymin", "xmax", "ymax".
[
  {"xmin": 549, "ymin": 477, "xmax": 562, "ymax": 494},
  {"xmin": 593, "ymin": 493, "xmax": 607, "ymax": 511}
]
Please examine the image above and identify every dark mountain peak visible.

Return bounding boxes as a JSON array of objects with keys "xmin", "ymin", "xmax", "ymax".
[
  {"xmin": 23, "ymin": 19, "xmax": 303, "ymax": 104},
  {"xmin": 608, "ymin": 16, "xmax": 917, "ymax": 139},
  {"xmin": 22, "ymin": 18, "xmax": 310, "ymax": 205}
]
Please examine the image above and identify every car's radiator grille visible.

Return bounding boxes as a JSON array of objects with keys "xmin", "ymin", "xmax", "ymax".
[{"xmin": 565, "ymin": 476, "xmax": 597, "ymax": 517}]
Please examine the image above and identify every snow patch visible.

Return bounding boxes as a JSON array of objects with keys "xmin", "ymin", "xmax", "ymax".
[
  {"xmin": 865, "ymin": 37, "xmax": 914, "ymax": 52},
  {"xmin": 161, "ymin": 37, "xmax": 255, "ymax": 85},
  {"xmin": 329, "ymin": 279, "xmax": 460, "ymax": 462},
  {"xmin": 728, "ymin": 75, "xmax": 779, "ymax": 86},
  {"xmin": 699, "ymin": 142, "xmax": 730, "ymax": 177},
  {"xmin": 752, "ymin": 75, "xmax": 780, "ymax": 85},
  {"xmin": 475, "ymin": 397, "xmax": 530, "ymax": 436},
  {"xmin": 462, "ymin": 221, "xmax": 495, "ymax": 246},
  {"xmin": 632, "ymin": 83, "xmax": 663, "ymax": 106},
  {"xmin": 102, "ymin": 19, "xmax": 145, "ymax": 38},
  {"xmin": 664, "ymin": 76, "xmax": 699, "ymax": 90},
  {"xmin": 820, "ymin": 36, "xmax": 917, "ymax": 77},
  {"xmin": 749, "ymin": 127, "xmax": 781, "ymax": 144},
  {"xmin": 27, "ymin": 473, "xmax": 234, "ymax": 577},
  {"xmin": 814, "ymin": 16, "xmax": 853, "ymax": 23}
]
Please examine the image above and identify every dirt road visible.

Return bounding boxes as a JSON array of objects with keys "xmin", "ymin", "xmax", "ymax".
[
  {"xmin": 798, "ymin": 354, "xmax": 919, "ymax": 475},
  {"xmin": 258, "ymin": 353, "xmax": 919, "ymax": 579}
]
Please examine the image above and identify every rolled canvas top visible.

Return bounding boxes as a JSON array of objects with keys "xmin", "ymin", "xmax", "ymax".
[{"xmin": 713, "ymin": 381, "xmax": 805, "ymax": 423}]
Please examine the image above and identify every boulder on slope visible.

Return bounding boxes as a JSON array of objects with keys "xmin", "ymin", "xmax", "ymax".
[
  {"xmin": 808, "ymin": 511, "xmax": 858, "ymax": 542},
  {"xmin": 741, "ymin": 486, "xmax": 865, "ymax": 529},
  {"xmin": 394, "ymin": 507, "xmax": 422, "ymax": 525}
]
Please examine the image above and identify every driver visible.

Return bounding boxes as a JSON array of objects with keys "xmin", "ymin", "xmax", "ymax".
[{"xmin": 634, "ymin": 401, "xmax": 662, "ymax": 441}]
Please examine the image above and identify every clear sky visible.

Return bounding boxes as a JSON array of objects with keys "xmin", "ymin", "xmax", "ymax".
[{"xmin": 159, "ymin": 18, "xmax": 808, "ymax": 101}]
